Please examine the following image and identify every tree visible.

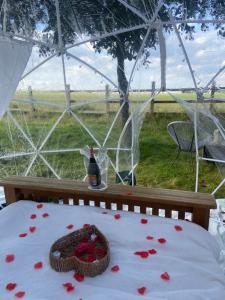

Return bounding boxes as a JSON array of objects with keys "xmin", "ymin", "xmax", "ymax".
[{"xmin": 1, "ymin": 0, "xmax": 225, "ymax": 126}]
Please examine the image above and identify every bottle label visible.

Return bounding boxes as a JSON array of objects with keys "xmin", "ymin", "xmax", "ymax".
[{"xmin": 89, "ymin": 175, "xmax": 97, "ymax": 186}]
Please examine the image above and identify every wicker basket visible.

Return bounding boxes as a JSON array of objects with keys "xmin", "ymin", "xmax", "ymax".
[{"xmin": 49, "ymin": 225, "xmax": 110, "ymax": 277}]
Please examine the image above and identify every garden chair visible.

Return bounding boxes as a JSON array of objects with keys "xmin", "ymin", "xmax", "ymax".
[{"xmin": 167, "ymin": 121, "xmax": 205, "ymax": 162}]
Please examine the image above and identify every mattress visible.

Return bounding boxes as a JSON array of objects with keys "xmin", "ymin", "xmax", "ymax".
[{"xmin": 0, "ymin": 200, "xmax": 225, "ymax": 300}]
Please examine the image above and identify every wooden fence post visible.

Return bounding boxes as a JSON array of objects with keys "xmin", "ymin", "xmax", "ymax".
[
  {"xmin": 210, "ymin": 81, "xmax": 216, "ymax": 112},
  {"xmin": 150, "ymin": 81, "xmax": 155, "ymax": 115},
  {"xmin": 105, "ymin": 84, "xmax": 110, "ymax": 115},
  {"xmin": 28, "ymin": 86, "xmax": 35, "ymax": 115},
  {"xmin": 66, "ymin": 84, "xmax": 71, "ymax": 113}
]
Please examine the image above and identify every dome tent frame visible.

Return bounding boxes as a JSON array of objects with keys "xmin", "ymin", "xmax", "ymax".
[{"xmin": 0, "ymin": 0, "xmax": 224, "ymax": 191}]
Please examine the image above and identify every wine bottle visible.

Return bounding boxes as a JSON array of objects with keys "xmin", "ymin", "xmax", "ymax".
[{"xmin": 88, "ymin": 146, "xmax": 101, "ymax": 187}]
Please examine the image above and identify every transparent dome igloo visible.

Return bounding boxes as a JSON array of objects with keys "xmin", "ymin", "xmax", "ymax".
[{"xmin": 0, "ymin": 0, "xmax": 224, "ymax": 189}]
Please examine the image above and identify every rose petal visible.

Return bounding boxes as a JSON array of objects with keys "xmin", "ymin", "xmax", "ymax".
[
  {"xmin": 158, "ymin": 238, "xmax": 166, "ymax": 244},
  {"xmin": 161, "ymin": 272, "xmax": 170, "ymax": 281},
  {"xmin": 141, "ymin": 218, "xmax": 148, "ymax": 224},
  {"xmin": 146, "ymin": 235, "xmax": 154, "ymax": 240},
  {"xmin": 137, "ymin": 287, "xmax": 147, "ymax": 295},
  {"xmin": 34, "ymin": 262, "xmax": 43, "ymax": 269},
  {"xmin": 175, "ymin": 225, "xmax": 183, "ymax": 231},
  {"xmin": 19, "ymin": 233, "xmax": 27, "ymax": 238},
  {"xmin": 73, "ymin": 272, "xmax": 85, "ymax": 282},
  {"xmin": 83, "ymin": 224, "xmax": 90, "ymax": 228},
  {"xmin": 66, "ymin": 224, "xmax": 74, "ymax": 230},
  {"xmin": 63, "ymin": 283, "xmax": 75, "ymax": 293},
  {"xmin": 37, "ymin": 204, "xmax": 43, "ymax": 209},
  {"xmin": 42, "ymin": 213, "xmax": 49, "ymax": 218},
  {"xmin": 15, "ymin": 291, "xmax": 25, "ymax": 298},
  {"xmin": 114, "ymin": 214, "xmax": 121, "ymax": 220},
  {"xmin": 123, "ymin": 192, "xmax": 133, "ymax": 196},
  {"xmin": 29, "ymin": 226, "xmax": 36, "ymax": 233},
  {"xmin": 6, "ymin": 282, "xmax": 17, "ymax": 291},
  {"xmin": 66, "ymin": 285, "xmax": 75, "ymax": 292},
  {"xmin": 111, "ymin": 265, "xmax": 120, "ymax": 272},
  {"xmin": 134, "ymin": 251, "xmax": 149, "ymax": 258},
  {"xmin": 30, "ymin": 214, "xmax": 36, "ymax": 219},
  {"xmin": 5, "ymin": 254, "xmax": 15, "ymax": 263},
  {"xmin": 148, "ymin": 249, "xmax": 157, "ymax": 255}
]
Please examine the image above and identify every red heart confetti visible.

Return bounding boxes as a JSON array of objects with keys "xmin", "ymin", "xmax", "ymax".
[
  {"xmin": 6, "ymin": 282, "xmax": 17, "ymax": 291},
  {"xmin": 34, "ymin": 262, "xmax": 43, "ymax": 270},
  {"xmin": 114, "ymin": 213, "xmax": 121, "ymax": 220},
  {"xmin": 174, "ymin": 225, "xmax": 183, "ymax": 231},
  {"xmin": 19, "ymin": 233, "xmax": 27, "ymax": 238},
  {"xmin": 73, "ymin": 272, "xmax": 85, "ymax": 282},
  {"xmin": 15, "ymin": 291, "xmax": 25, "ymax": 298},
  {"xmin": 141, "ymin": 218, "xmax": 148, "ymax": 224},
  {"xmin": 158, "ymin": 238, "xmax": 166, "ymax": 244},
  {"xmin": 111, "ymin": 265, "xmax": 120, "ymax": 272},
  {"xmin": 137, "ymin": 286, "xmax": 147, "ymax": 295},
  {"xmin": 83, "ymin": 224, "xmax": 90, "ymax": 228},
  {"xmin": 161, "ymin": 272, "xmax": 170, "ymax": 281},
  {"xmin": 37, "ymin": 204, "xmax": 43, "ymax": 209},
  {"xmin": 42, "ymin": 213, "xmax": 49, "ymax": 218},
  {"xmin": 146, "ymin": 235, "xmax": 154, "ymax": 240},
  {"xmin": 134, "ymin": 251, "xmax": 149, "ymax": 259},
  {"xmin": 148, "ymin": 249, "xmax": 157, "ymax": 255},
  {"xmin": 5, "ymin": 254, "xmax": 15, "ymax": 263},
  {"xmin": 66, "ymin": 224, "xmax": 74, "ymax": 230},
  {"xmin": 30, "ymin": 214, "xmax": 36, "ymax": 219},
  {"xmin": 63, "ymin": 283, "xmax": 75, "ymax": 293},
  {"xmin": 29, "ymin": 226, "xmax": 36, "ymax": 233},
  {"xmin": 123, "ymin": 191, "xmax": 133, "ymax": 196}
]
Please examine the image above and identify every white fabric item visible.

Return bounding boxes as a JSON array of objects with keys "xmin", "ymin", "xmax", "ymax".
[
  {"xmin": 0, "ymin": 200, "xmax": 225, "ymax": 300},
  {"xmin": 0, "ymin": 36, "xmax": 32, "ymax": 118}
]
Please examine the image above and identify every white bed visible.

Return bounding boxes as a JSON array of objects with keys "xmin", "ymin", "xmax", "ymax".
[{"xmin": 0, "ymin": 200, "xmax": 225, "ymax": 300}]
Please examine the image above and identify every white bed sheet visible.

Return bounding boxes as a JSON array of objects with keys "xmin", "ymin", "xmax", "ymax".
[{"xmin": 0, "ymin": 201, "xmax": 225, "ymax": 300}]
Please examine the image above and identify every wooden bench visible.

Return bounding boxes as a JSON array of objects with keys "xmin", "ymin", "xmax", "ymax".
[{"xmin": 0, "ymin": 176, "xmax": 216, "ymax": 230}]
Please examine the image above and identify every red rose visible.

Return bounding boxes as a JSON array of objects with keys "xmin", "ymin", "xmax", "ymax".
[
  {"xmin": 34, "ymin": 262, "xmax": 43, "ymax": 269},
  {"xmin": 161, "ymin": 272, "xmax": 170, "ymax": 281},
  {"xmin": 73, "ymin": 272, "xmax": 85, "ymax": 282},
  {"xmin": 5, "ymin": 254, "xmax": 15, "ymax": 263},
  {"xmin": 137, "ymin": 287, "xmax": 147, "ymax": 295},
  {"xmin": 114, "ymin": 214, "xmax": 121, "ymax": 220}
]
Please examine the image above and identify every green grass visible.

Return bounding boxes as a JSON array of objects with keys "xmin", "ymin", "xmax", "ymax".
[{"xmin": 1, "ymin": 90, "xmax": 225, "ymax": 198}]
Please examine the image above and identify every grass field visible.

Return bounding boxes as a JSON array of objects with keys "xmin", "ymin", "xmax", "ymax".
[{"xmin": 0, "ymin": 90, "xmax": 224, "ymax": 198}]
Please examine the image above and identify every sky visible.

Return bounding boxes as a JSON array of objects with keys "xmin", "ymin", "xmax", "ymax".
[{"xmin": 19, "ymin": 28, "xmax": 225, "ymax": 91}]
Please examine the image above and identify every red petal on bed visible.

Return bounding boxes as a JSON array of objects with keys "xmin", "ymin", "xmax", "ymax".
[
  {"xmin": 15, "ymin": 291, "xmax": 25, "ymax": 298},
  {"xmin": 30, "ymin": 214, "xmax": 37, "ymax": 219},
  {"xmin": 111, "ymin": 265, "xmax": 120, "ymax": 272},
  {"xmin": 19, "ymin": 233, "xmax": 27, "ymax": 238},
  {"xmin": 83, "ymin": 224, "xmax": 91, "ymax": 228},
  {"xmin": 29, "ymin": 226, "xmax": 36, "ymax": 233},
  {"xmin": 123, "ymin": 191, "xmax": 133, "ymax": 196},
  {"xmin": 148, "ymin": 249, "xmax": 157, "ymax": 255},
  {"xmin": 63, "ymin": 283, "xmax": 75, "ymax": 293},
  {"xmin": 37, "ymin": 204, "xmax": 43, "ymax": 209},
  {"xmin": 34, "ymin": 262, "xmax": 43, "ymax": 269},
  {"xmin": 141, "ymin": 218, "xmax": 148, "ymax": 224},
  {"xmin": 158, "ymin": 238, "xmax": 166, "ymax": 244},
  {"xmin": 73, "ymin": 272, "xmax": 85, "ymax": 282},
  {"xmin": 6, "ymin": 282, "xmax": 17, "ymax": 291},
  {"xmin": 175, "ymin": 225, "xmax": 183, "ymax": 231},
  {"xmin": 146, "ymin": 235, "xmax": 154, "ymax": 240},
  {"xmin": 160, "ymin": 272, "xmax": 170, "ymax": 281},
  {"xmin": 42, "ymin": 213, "xmax": 49, "ymax": 218},
  {"xmin": 137, "ymin": 286, "xmax": 147, "ymax": 295},
  {"xmin": 134, "ymin": 251, "xmax": 149, "ymax": 258},
  {"xmin": 5, "ymin": 254, "xmax": 15, "ymax": 263},
  {"xmin": 66, "ymin": 224, "xmax": 74, "ymax": 230},
  {"xmin": 114, "ymin": 213, "xmax": 121, "ymax": 220}
]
